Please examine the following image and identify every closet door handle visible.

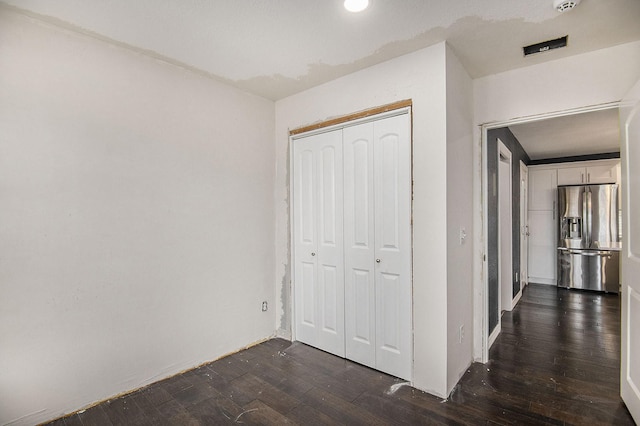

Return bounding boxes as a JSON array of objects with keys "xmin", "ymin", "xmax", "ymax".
[
  {"xmin": 376, "ymin": 259, "xmax": 381, "ymax": 263},
  {"xmin": 311, "ymin": 252, "xmax": 316, "ymax": 256}
]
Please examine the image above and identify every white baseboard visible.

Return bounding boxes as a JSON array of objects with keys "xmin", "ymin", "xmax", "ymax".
[
  {"xmin": 512, "ymin": 288, "xmax": 523, "ymax": 307},
  {"xmin": 528, "ymin": 277, "xmax": 556, "ymax": 285},
  {"xmin": 488, "ymin": 323, "xmax": 501, "ymax": 350}
]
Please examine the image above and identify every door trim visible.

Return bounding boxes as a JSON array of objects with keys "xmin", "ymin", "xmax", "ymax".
[
  {"xmin": 518, "ymin": 160, "xmax": 528, "ymax": 301},
  {"xmin": 290, "ymin": 99, "xmax": 412, "ymax": 136},
  {"xmin": 478, "ymin": 101, "xmax": 620, "ymax": 363},
  {"xmin": 498, "ymin": 139, "xmax": 513, "ymax": 318},
  {"xmin": 519, "ymin": 160, "xmax": 529, "ymax": 290}
]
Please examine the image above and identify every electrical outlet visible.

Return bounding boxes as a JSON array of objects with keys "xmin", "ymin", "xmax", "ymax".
[
  {"xmin": 261, "ymin": 301, "xmax": 268, "ymax": 312},
  {"xmin": 459, "ymin": 325, "xmax": 464, "ymax": 343}
]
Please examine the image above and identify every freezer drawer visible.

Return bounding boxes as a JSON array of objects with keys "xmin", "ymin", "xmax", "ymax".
[{"xmin": 557, "ymin": 249, "xmax": 620, "ymax": 293}]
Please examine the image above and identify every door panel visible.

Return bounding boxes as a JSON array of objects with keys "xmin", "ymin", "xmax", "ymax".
[
  {"xmin": 378, "ymin": 135, "xmax": 400, "ymax": 249},
  {"xmin": 294, "ymin": 140, "xmax": 318, "ymax": 344},
  {"xmin": 293, "ymin": 130, "xmax": 345, "ymax": 357},
  {"xmin": 378, "ymin": 272, "xmax": 401, "ymax": 352},
  {"xmin": 319, "ymin": 264, "xmax": 338, "ymax": 333},
  {"xmin": 374, "ymin": 114, "xmax": 412, "ymax": 380},
  {"xmin": 344, "ymin": 122, "xmax": 376, "ymax": 367},
  {"xmin": 353, "ymin": 268, "xmax": 374, "ymax": 347},
  {"xmin": 621, "ymin": 79, "xmax": 640, "ymax": 422},
  {"xmin": 319, "ymin": 146, "xmax": 339, "ymax": 245},
  {"xmin": 300, "ymin": 261, "xmax": 316, "ymax": 326},
  {"xmin": 352, "ymin": 140, "xmax": 371, "ymax": 247},
  {"xmin": 298, "ymin": 147, "xmax": 316, "ymax": 246}
]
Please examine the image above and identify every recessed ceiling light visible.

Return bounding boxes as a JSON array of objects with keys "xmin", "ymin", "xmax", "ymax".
[{"xmin": 344, "ymin": 0, "xmax": 369, "ymax": 13}]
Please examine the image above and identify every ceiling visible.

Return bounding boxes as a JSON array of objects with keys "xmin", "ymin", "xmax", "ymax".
[
  {"xmin": 1, "ymin": 0, "xmax": 638, "ymax": 159},
  {"xmin": 2, "ymin": 0, "xmax": 639, "ymax": 101},
  {"xmin": 509, "ymin": 108, "xmax": 621, "ymax": 161}
]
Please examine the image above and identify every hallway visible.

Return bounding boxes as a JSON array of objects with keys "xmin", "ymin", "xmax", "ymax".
[{"xmin": 452, "ymin": 283, "xmax": 633, "ymax": 424}]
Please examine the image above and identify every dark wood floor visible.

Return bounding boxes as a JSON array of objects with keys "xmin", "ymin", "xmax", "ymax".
[{"xmin": 46, "ymin": 283, "xmax": 634, "ymax": 425}]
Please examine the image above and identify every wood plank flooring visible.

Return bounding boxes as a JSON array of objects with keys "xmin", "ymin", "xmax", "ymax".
[{"xmin": 45, "ymin": 284, "xmax": 634, "ymax": 425}]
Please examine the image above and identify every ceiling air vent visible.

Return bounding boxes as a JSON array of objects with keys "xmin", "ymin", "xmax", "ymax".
[
  {"xmin": 523, "ymin": 36, "xmax": 568, "ymax": 56},
  {"xmin": 554, "ymin": 0, "xmax": 581, "ymax": 13}
]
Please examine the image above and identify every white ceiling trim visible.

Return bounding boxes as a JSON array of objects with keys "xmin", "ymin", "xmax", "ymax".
[{"xmin": 480, "ymin": 101, "xmax": 620, "ymax": 130}]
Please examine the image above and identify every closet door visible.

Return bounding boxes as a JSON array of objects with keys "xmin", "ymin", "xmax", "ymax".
[
  {"xmin": 343, "ymin": 122, "xmax": 376, "ymax": 368},
  {"xmin": 373, "ymin": 114, "xmax": 412, "ymax": 381},
  {"xmin": 343, "ymin": 113, "xmax": 412, "ymax": 380},
  {"xmin": 293, "ymin": 130, "xmax": 345, "ymax": 357}
]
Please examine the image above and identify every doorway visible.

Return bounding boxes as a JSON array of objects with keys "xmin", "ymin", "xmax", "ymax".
[{"xmin": 479, "ymin": 103, "xmax": 622, "ymax": 363}]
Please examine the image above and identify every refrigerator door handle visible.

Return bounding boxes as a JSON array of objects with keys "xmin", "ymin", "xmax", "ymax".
[
  {"xmin": 587, "ymin": 188, "xmax": 592, "ymax": 246},
  {"xmin": 565, "ymin": 249, "xmax": 613, "ymax": 256}
]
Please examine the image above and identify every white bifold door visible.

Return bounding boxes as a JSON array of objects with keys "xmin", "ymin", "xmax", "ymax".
[
  {"xmin": 293, "ymin": 130, "xmax": 345, "ymax": 358},
  {"xmin": 620, "ymin": 79, "xmax": 640, "ymax": 422},
  {"xmin": 293, "ymin": 111, "xmax": 412, "ymax": 381}
]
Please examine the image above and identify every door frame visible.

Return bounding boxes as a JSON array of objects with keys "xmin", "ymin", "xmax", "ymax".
[
  {"xmin": 497, "ymin": 139, "xmax": 513, "ymax": 317},
  {"xmin": 479, "ymin": 101, "xmax": 620, "ymax": 363},
  {"xmin": 519, "ymin": 160, "xmax": 529, "ymax": 290}
]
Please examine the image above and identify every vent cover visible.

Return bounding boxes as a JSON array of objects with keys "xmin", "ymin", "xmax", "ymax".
[
  {"xmin": 523, "ymin": 36, "xmax": 568, "ymax": 56},
  {"xmin": 554, "ymin": 0, "xmax": 581, "ymax": 12}
]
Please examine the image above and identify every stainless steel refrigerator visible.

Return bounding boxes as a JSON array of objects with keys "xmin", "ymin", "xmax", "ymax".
[{"xmin": 557, "ymin": 184, "xmax": 621, "ymax": 293}]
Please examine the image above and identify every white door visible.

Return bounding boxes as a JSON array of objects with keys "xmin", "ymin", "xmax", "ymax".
[
  {"xmin": 498, "ymin": 140, "xmax": 513, "ymax": 312},
  {"xmin": 343, "ymin": 113, "xmax": 412, "ymax": 380},
  {"xmin": 620, "ymin": 79, "xmax": 640, "ymax": 422},
  {"xmin": 373, "ymin": 114, "xmax": 412, "ymax": 381},
  {"xmin": 520, "ymin": 161, "xmax": 529, "ymax": 287},
  {"xmin": 343, "ymin": 121, "xmax": 376, "ymax": 368},
  {"xmin": 293, "ymin": 130, "xmax": 345, "ymax": 357}
]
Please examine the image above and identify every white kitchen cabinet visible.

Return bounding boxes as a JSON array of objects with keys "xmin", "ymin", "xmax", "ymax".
[
  {"xmin": 292, "ymin": 111, "xmax": 412, "ymax": 381},
  {"xmin": 527, "ymin": 166, "xmax": 557, "ymax": 284},
  {"xmin": 557, "ymin": 161, "xmax": 619, "ymax": 185},
  {"xmin": 528, "ymin": 168, "xmax": 557, "ymax": 211},
  {"xmin": 527, "ymin": 210, "xmax": 556, "ymax": 285},
  {"xmin": 526, "ymin": 159, "xmax": 619, "ymax": 286}
]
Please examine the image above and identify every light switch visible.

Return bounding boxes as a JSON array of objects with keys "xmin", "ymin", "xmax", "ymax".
[{"xmin": 459, "ymin": 227, "xmax": 467, "ymax": 245}]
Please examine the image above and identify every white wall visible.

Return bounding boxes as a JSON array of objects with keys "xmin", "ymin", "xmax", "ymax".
[
  {"xmin": 471, "ymin": 40, "xmax": 640, "ymax": 360},
  {"xmin": 0, "ymin": 10, "xmax": 275, "ymax": 425},
  {"xmin": 445, "ymin": 45, "xmax": 474, "ymax": 393},
  {"xmin": 275, "ymin": 43, "xmax": 451, "ymax": 397},
  {"xmin": 474, "ymin": 40, "xmax": 640, "ymax": 125}
]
